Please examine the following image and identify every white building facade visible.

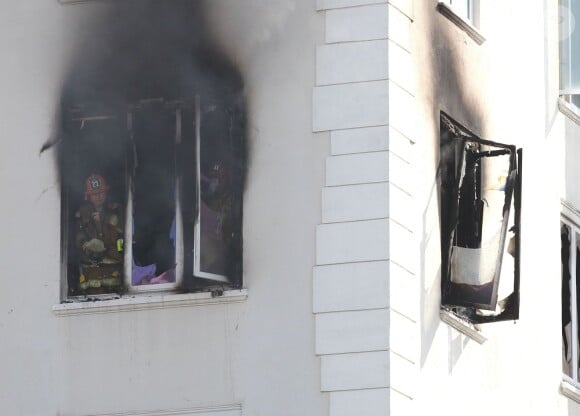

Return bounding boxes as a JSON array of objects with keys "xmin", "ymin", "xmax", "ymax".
[{"xmin": 1, "ymin": 0, "xmax": 580, "ymax": 415}]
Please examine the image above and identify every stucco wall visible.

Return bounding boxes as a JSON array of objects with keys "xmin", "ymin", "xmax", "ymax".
[
  {"xmin": 413, "ymin": 0, "xmax": 572, "ymax": 414},
  {"xmin": 0, "ymin": 1, "xmax": 328, "ymax": 415}
]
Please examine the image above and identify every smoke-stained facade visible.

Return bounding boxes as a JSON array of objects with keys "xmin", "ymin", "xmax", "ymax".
[
  {"xmin": 1, "ymin": 1, "xmax": 325, "ymax": 415},
  {"xmin": 2, "ymin": 0, "xmax": 580, "ymax": 415},
  {"xmin": 56, "ymin": 1, "xmax": 245, "ymax": 297}
]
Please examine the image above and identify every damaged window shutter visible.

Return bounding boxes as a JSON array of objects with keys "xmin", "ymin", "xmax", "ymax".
[{"xmin": 439, "ymin": 113, "xmax": 521, "ymax": 323}]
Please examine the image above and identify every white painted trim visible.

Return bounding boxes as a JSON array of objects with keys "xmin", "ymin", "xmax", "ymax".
[
  {"xmin": 558, "ymin": 97, "xmax": 580, "ymax": 127},
  {"xmin": 561, "ymin": 380, "xmax": 580, "ymax": 404},
  {"xmin": 53, "ymin": 289, "xmax": 248, "ymax": 316},
  {"xmin": 562, "ymin": 200, "xmax": 580, "ymax": 225},
  {"xmin": 71, "ymin": 404, "xmax": 242, "ymax": 416},
  {"xmin": 436, "ymin": 2, "xmax": 485, "ymax": 45},
  {"xmin": 440, "ymin": 309, "xmax": 487, "ymax": 344}
]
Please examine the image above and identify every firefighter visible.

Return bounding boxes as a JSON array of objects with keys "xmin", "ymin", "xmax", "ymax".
[{"xmin": 76, "ymin": 173, "xmax": 124, "ymax": 292}]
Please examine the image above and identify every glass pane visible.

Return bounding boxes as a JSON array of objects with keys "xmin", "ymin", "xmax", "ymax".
[
  {"xmin": 562, "ymin": 223, "xmax": 573, "ymax": 377},
  {"xmin": 560, "ymin": 0, "xmax": 580, "ymax": 92},
  {"xmin": 131, "ymin": 107, "xmax": 177, "ymax": 286},
  {"xmin": 66, "ymin": 118, "xmax": 127, "ymax": 295},
  {"xmin": 196, "ymin": 104, "xmax": 234, "ymax": 281}
]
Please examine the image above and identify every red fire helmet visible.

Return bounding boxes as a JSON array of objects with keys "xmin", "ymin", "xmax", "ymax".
[{"xmin": 84, "ymin": 173, "xmax": 110, "ymax": 196}]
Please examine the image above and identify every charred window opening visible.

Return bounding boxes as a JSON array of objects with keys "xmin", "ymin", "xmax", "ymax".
[
  {"xmin": 62, "ymin": 97, "xmax": 244, "ymax": 298},
  {"xmin": 439, "ymin": 113, "xmax": 521, "ymax": 324},
  {"xmin": 57, "ymin": 2, "xmax": 245, "ymax": 299},
  {"xmin": 561, "ymin": 219, "xmax": 580, "ymax": 384}
]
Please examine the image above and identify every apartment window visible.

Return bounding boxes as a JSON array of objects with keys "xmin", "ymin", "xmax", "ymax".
[
  {"xmin": 446, "ymin": 0, "xmax": 472, "ymax": 21},
  {"xmin": 439, "ymin": 0, "xmax": 480, "ymax": 26},
  {"xmin": 61, "ymin": 96, "xmax": 244, "ymax": 298},
  {"xmin": 562, "ymin": 218, "xmax": 580, "ymax": 384},
  {"xmin": 560, "ymin": 0, "xmax": 580, "ymax": 106},
  {"xmin": 438, "ymin": 114, "xmax": 521, "ymax": 324}
]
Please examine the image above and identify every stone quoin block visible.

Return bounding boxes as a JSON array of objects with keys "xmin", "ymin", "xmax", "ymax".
[
  {"xmin": 315, "ymin": 309, "xmax": 390, "ymax": 354},
  {"xmin": 313, "ymin": 261, "xmax": 389, "ymax": 313}
]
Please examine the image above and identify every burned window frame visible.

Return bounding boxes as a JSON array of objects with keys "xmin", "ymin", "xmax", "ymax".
[
  {"xmin": 59, "ymin": 94, "xmax": 245, "ymax": 300},
  {"xmin": 438, "ymin": 113, "xmax": 522, "ymax": 324}
]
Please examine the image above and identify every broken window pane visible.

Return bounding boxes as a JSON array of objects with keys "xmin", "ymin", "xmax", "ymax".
[{"xmin": 439, "ymin": 113, "xmax": 521, "ymax": 322}]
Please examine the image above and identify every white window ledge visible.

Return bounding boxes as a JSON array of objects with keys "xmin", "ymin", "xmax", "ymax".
[
  {"xmin": 440, "ymin": 309, "xmax": 487, "ymax": 344},
  {"xmin": 53, "ymin": 289, "xmax": 248, "ymax": 316},
  {"xmin": 561, "ymin": 380, "xmax": 580, "ymax": 404},
  {"xmin": 436, "ymin": 2, "xmax": 485, "ymax": 45},
  {"xmin": 558, "ymin": 97, "xmax": 580, "ymax": 126}
]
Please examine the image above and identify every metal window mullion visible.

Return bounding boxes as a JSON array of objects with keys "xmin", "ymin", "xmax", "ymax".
[
  {"xmin": 194, "ymin": 95, "xmax": 202, "ymax": 277},
  {"xmin": 61, "ymin": 184, "xmax": 70, "ymax": 300},
  {"xmin": 175, "ymin": 108, "xmax": 184, "ymax": 286}
]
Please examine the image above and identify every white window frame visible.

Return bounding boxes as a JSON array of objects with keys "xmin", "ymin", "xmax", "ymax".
[
  {"xmin": 123, "ymin": 105, "xmax": 186, "ymax": 293},
  {"xmin": 448, "ymin": 0, "xmax": 473, "ymax": 22},
  {"xmin": 61, "ymin": 96, "xmax": 243, "ymax": 300},
  {"xmin": 440, "ymin": 0, "xmax": 479, "ymax": 26},
  {"xmin": 437, "ymin": 0, "xmax": 484, "ymax": 44}
]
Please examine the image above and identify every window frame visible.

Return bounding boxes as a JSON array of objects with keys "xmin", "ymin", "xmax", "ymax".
[
  {"xmin": 438, "ymin": 113, "xmax": 522, "ymax": 325},
  {"xmin": 436, "ymin": 0, "xmax": 485, "ymax": 45},
  {"xmin": 445, "ymin": 0, "xmax": 474, "ymax": 23},
  {"xmin": 60, "ymin": 95, "xmax": 244, "ymax": 301}
]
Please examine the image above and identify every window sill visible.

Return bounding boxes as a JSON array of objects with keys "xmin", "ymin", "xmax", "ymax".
[
  {"xmin": 558, "ymin": 97, "xmax": 580, "ymax": 127},
  {"xmin": 561, "ymin": 380, "xmax": 580, "ymax": 404},
  {"xmin": 440, "ymin": 309, "xmax": 487, "ymax": 344},
  {"xmin": 436, "ymin": 2, "xmax": 486, "ymax": 45},
  {"xmin": 58, "ymin": 0, "xmax": 101, "ymax": 4},
  {"xmin": 53, "ymin": 289, "xmax": 248, "ymax": 316}
]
